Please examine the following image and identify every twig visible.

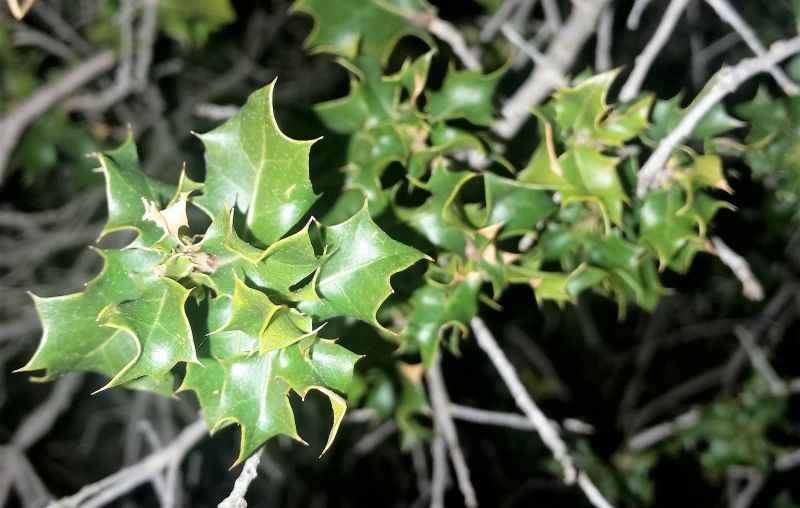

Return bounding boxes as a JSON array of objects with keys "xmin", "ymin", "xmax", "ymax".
[
  {"xmin": 48, "ymin": 419, "xmax": 207, "ymax": 508},
  {"xmin": 729, "ymin": 467, "xmax": 763, "ymax": 508},
  {"xmin": 353, "ymin": 420, "xmax": 398, "ymax": 456},
  {"xmin": 218, "ymin": 449, "xmax": 264, "ymax": 508},
  {"xmin": 704, "ymin": 0, "xmax": 799, "ymax": 96},
  {"xmin": 500, "ymin": 23, "xmax": 566, "ymax": 88},
  {"xmin": 493, "ymin": 0, "xmax": 610, "ymax": 138},
  {"xmin": 540, "ymin": 0, "xmax": 561, "ymax": 35},
  {"xmin": 12, "ymin": 26, "xmax": 76, "ymax": 60},
  {"xmin": 733, "ymin": 326, "xmax": 786, "ymax": 396},
  {"xmin": 429, "ymin": 434, "xmax": 448, "ymax": 508},
  {"xmin": 775, "ymin": 448, "xmax": 800, "ymax": 472},
  {"xmin": 12, "ymin": 373, "xmax": 84, "ymax": 450},
  {"xmin": 627, "ymin": 408, "xmax": 700, "ymax": 451},
  {"xmin": 480, "ymin": 0, "xmax": 521, "ymax": 43},
  {"xmin": 0, "ymin": 49, "xmax": 115, "ymax": 181},
  {"xmin": 619, "ymin": 0, "xmax": 692, "ymax": 103},
  {"xmin": 636, "ymin": 36, "xmax": 800, "ymax": 197},
  {"xmin": 426, "ymin": 357, "xmax": 478, "ymax": 508},
  {"xmin": 413, "ymin": 12, "xmax": 480, "ymax": 70},
  {"xmin": 595, "ymin": 5, "xmax": 614, "ymax": 72},
  {"xmin": 711, "ymin": 236, "xmax": 764, "ymax": 301},
  {"xmin": 470, "ymin": 317, "xmax": 613, "ymax": 508},
  {"xmin": 626, "ymin": 0, "xmax": 654, "ymax": 30}
]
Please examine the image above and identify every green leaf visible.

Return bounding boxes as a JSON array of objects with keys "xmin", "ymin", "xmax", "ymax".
[
  {"xmin": 647, "ymin": 95, "xmax": 744, "ymax": 143},
  {"xmin": 195, "ymin": 82, "xmax": 318, "ymax": 247},
  {"xmin": 159, "ymin": 0, "xmax": 236, "ymax": 46},
  {"xmin": 18, "ymin": 249, "xmax": 175, "ymax": 395},
  {"xmin": 639, "ymin": 187, "xmax": 706, "ymax": 269},
  {"xmin": 405, "ymin": 278, "xmax": 481, "ymax": 367},
  {"xmin": 315, "ymin": 59, "xmax": 400, "ymax": 134},
  {"xmin": 97, "ymin": 136, "xmax": 176, "ymax": 246},
  {"xmin": 482, "ymin": 172, "xmax": 557, "ymax": 236},
  {"xmin": 427, "ymin": 65, "xmax": 503, "ymax": 126},
  {"xmin": 193, "ymin": 207, "xmax": 320, "ymax": 298},
  {"xmin": 181, "ymin": 338, "xmax": 359, "ymax": 463},
  {"xmin": 97, "ymin": 274, "xmax": 196, "ymax": 388},
  {"xmin": 409, "ymin": 166, "xmax": 475, "ymax": 253},
  {"xmin": 552, "ymin": 71, "xmax": 618, "ymax": 137},
  {"xmin": 292, "ymin": 0, "xmax": 432, "ymax": 63},
  {"xmin": 300, "ymin": 205, "xmax": 426, "ymax": 330}
]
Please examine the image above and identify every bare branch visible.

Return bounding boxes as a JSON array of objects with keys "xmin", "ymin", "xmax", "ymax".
[
  {"xmin": 426, "ymin": 357, "xmax": 478, "ymax": 508},
  {"xmin": 619, "ymin": 0, "xmax": 692, "ymax": 103},
  {"xmin": 733, "ymin": 325, "xmax": 786, "ymax": 396},
  {"xmin": 500, "ymin": 23, "xmax": 566, "ymax": 88},
  {"xmin": 493, "ymin": 0, "xmax": 610, "ymax": 138},
  {"xmin": 429, "ymin": 434, "xmax": 448, "ymax": 508},
  {"xmin": 712, "ymin": 236, "xmax": 764, "ymax": 301},
  {"xmin": 12, "ymin": 373, "xmax": 84, "ymax": 450},
  {"xmin": 636, "ymin": 36, "xmax": 800, "ymax": 197},
  {"xmin": 595, "ymin": 6, "xmax": 614, "ymax": 72},
  {"xmin": 0, "ymin": 49, "xmax": 115, "ymax": 181},
  {"xmin": 704, "ymin": 0, "xmax": 799, "ymax": 96},
  {"xmin": 413, "ymin": 12, "xmax": 480, "ymax": 70},
  {"xmin": 470, "ymin": 317, "xmax": 613, "ymax": 508},
  {"xmin": 218, "ymin": 449, "xmax": 263, "ymax": 508},
  {"xmin": 626, "ymin": 0, "xmax": 654, "ymax": 30},
  {"xmin": 48, "ymin": 419, "xmax": 207, "ymax": 508},
  {"xmin": 627, "ymin": 408, "xmax": 700, "ymax": 451}
]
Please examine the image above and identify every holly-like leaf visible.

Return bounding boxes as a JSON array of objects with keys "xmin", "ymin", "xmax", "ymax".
[
  {"xmin": 292, "ymin": 0, "xmax": 432, "ymax": 63},
  {"xmin": 181, "ymin": 338, "xmax": 359, "ymax": 463},
  {"xmin": 405, "ymin": 278, "xmax": 481, "ymax": 367},
  {"xmin": 300, "ymin": 205, "xmax": 426, "ymax": 330},
  {"xmin": 482, "ymin": 172, "xmax": 557, "ymax": 236},
  {"xmin": 427, "ymin": 65, "xmax": 503, "ymax": 126},
  {"xmin": 195, "ymin": 81, "xmax": 317, "ymax": 247},
  {"xmin": 18, "ymin": 249, "xmax": 175, "ymax": 395},
  {"xmin": 191, "ymin": 207, "xmax": 320, "ymax": 298},
  {"xmin": 638, "ymin": 186, "xmax": 707, "ymax": 269},
  {"xmin": 315, "ymin": 59, "xmax": 400, "ymax": 134},
  {"xmin": 97, "ymin": 274, "xmax": 196, "ymax": 388},
  {"xmin": 97, "ymin": 136, "xmax": 176, "ymax": 246}
]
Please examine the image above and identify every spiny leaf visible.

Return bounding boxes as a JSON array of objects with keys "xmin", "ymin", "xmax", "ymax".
[
  {"xmin": 97, "ymin": 136, "xmax": 176, "ymax": 246},
  {"xmin": 195, "ymin": 81, "xmax": 317, "ymax": 247},
  {"xmin": 181, "ymin": 338, "xmax": 359, "ymax": 463},
  {"xmin": 18, "ymin": 249, "xmax": 174, "ymax": 395},
  {"xmin": 405, "ymin": 278, "xmax": 481, "ymax": 367},
  {"xmin": 292, "ymin": 0, "xmax": 432, "ymax": 63},
  {"xmin": 427, "ymin": 65, "xmax": 503, "ymax": 126},
  {"xmin": 315, "ymin": 59, "xmax": 400, "ymax": 134},
  {"xmin": 97, "ymin": 274, "xmax": 196, "ymax": 389},
  {"xmin": 300, "ymin": 205, "xmax": 426, "ymax": 330}
]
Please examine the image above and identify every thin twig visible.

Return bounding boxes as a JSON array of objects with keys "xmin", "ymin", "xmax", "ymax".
[
  {"xmin": 493, "ymin": 0, "xmax": 610, "ymax": 138},
  {"xmin": 595, "ymin": 5, "xmax": 614, "ymax": 72},
  {"xmin": 0, "ymin": 49, "xmax": 115, "ymax": 181},
  {"xmin": 500, "ymin": 23, "xmax": 566, "ymax": 88},
  {"xmin": 626, "ymin": 0, "xmax": 654, "ymax": 30},
  {"xmin": 470, "ymin": 317, "xmax": 613, "ymax": 508},
  {"xmin": 218, "ymin": 449, "xmax": 264, "ymax": 508},
  {"xmin": 426, "ymin": 357, "xmax": 478, "ymax": 508},
  {"xmin": 429, "ymin": 434, "xmax": 448, "ymax": 508},
  {"xmin": 627, "ymin": 408, "xmax": 700, "ymax": 451},
  {"xmin": 48, "ymin": 419, "xmax": 207, "ymax": 508},
  {"xmin": 413, "ymin": 12, "xmax": 480, "ymax": 70},
  {"xmin": 733, "ymin": 325, "xmax": 786, "ymax": 396},
  {"xmin": 12, "ymin": 373, "xmax": 84, "ymax": 450},
  {"xmin": 711, "ymin": 236, "xmax": 764, "ymax": 301},
  {"xmin": 704, "ymin": 0, "xmax": 799, "ymax": 96},
  {"xmin": 619, "ymin": 0, "xmax": 692, "ymax": 103},
  {"xmin": 636, "ymin": 35, "xmax": 800, "ymax": 197}
]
